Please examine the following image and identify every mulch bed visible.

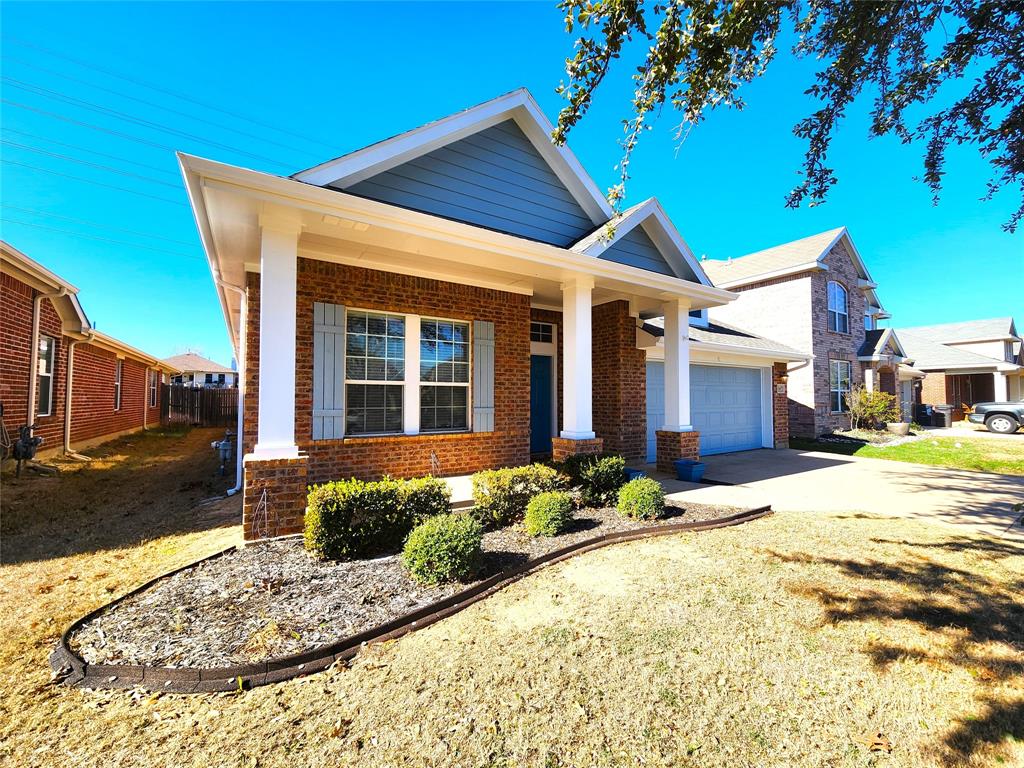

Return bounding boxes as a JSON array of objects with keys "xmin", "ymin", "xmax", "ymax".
[{"xmin": 69, "ymin": 501, "xmax": 741, "ymax": 669}]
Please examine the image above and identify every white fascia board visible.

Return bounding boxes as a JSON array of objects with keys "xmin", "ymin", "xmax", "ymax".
[
  {"xmin": 713, "ymin": 260, "xmax": 826, "ymax": 289},
  {"xmin": 291, "ymin": 89, "xmax": 612, "ymax": 225},
  {"xmin": 0, "ymin": 240, "xmax": 80, "ymax": 293},
  {"xmin": 646, "ymin": 341, "xmax": 810, "ymax": 365},
  {"xmin": 88, "ymin": 330, "xmax": 176, "ymax": 372},
  {"xmin": 180, "ymin": 154, "xmax": 737, "ymax": 309},
  {"xmin": 691, "ymin": 341, "xmax": 810, "ymax": 362},
  {"xmin": 944, "ymin": 335, "xmax": 1017, "ymax": 345}
]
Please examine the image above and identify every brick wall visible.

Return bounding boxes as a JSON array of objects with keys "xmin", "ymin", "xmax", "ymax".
[
  {"xmin": 70, "ymin": 344, "xmax": 149, "ymax": 444},
  {"xmin": 243, "ymin": 456, "xmax": 309, "ymax": 539},
  {"xmin": 920, "ymin": 372, "xmax": 948, "ymax": 406},
  {"xmin": 772, "ymin": 362, "xmax": 790, "ymax": 448},
  {"xmin": 591, "ymin": 300, "xmax": 646, "ymax": 461},
  {"xmin": 243, "ymin": 260, "xmax": 532, "ymax": 485},
  {"xmin": 655, "ymin": 430, "xmax": 700, "ymax": 473}
]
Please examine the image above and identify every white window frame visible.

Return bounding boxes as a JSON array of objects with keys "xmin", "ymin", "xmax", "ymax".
[
  {"xmin": 864, "ymin": 310, "xmax": 874, "ymax": 331},
  {"xmin": 114, "ymin": 359, "xmax": 123, "ymax": 411},
  {"xmin": 830, "ymin": 359, "xmax": 852, "ymax": 413},
  {"xmin": 343, "ymin": 308, "xmax": 407, "ymax": 436},
  {"xmin": 419, "ymin": 316, "xmax": 472, "ymax": 434},
  {"xmin": 36, "ymin": 334, "xmax": 55, "ymax": 417},
  {"xmin": 827, "ymin": 281, "xmax": 849, "ymax": 334},
  {"xmin": 149, "ymin": 370, "xmax": 158, "ymax": 407}
]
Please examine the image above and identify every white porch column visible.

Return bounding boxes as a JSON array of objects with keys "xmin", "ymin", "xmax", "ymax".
[
  {"xmin": 863, "ymin": 367, "xmax": 876, "ymax": 393},
  {"xmin": 252, "ymin": 213, "xmax": 302, "ymax": 459},
  {"xmin": 662, "ymin": 298, "xmax": 693, "ymax": 431},
  {"xmin": 993, "ymin": 372, "xmax": 1008, "ymax": 402},
  {"xmin": 560, "ymin": 275, "xmax": 595, "ymax": 439}
]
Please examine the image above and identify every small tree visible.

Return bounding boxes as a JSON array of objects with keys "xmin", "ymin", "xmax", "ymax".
[{"xmin": 846, "ymin": 384, "xmax": 901, "ymax": 430}]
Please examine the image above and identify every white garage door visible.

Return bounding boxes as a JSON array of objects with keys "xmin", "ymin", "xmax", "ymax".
[{"xmin": 646, "ymin": 362, "xmax": 765, "ymax": 461}]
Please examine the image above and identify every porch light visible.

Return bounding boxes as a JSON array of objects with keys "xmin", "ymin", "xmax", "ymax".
[{"xmin": 778, "ymin": 372, "xmax": 789, "ymax": 384}]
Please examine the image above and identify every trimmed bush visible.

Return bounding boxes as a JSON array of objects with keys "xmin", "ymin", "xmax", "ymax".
[
  {"xmin": 559, "ymin": 453, "xmax": 627, "ymax": 507},
  {"xmin": 524, "ymin": 491, "xmax": 574, "ymax": 537},
  {"xmin": 304, "ymin": 475, "xmax": 451, "ymax": 560},
  {"xmin": 471, "ymin": 464, "xmax": 562, "ymax": 528},
  {"xmin": 616, "ymin": 477, "xmax": 665, "ymax": 520},
  {"xmin": 402, "ymin": 513, "xmax": 483, "ymax": 585}
]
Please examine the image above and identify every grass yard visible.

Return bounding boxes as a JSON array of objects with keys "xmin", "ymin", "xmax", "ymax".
[
  {"xmin": 2, "ymin": 431, "xmax": 1022, "ymax": 767},
  {"xmin": 791, "ymin": 434, "xmax": 1024, "ymax": 476}
]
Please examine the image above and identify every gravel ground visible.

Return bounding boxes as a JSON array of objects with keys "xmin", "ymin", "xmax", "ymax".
[{"xmin": 70, "ymin": 501, "xmax": 744, "ymax": 668}]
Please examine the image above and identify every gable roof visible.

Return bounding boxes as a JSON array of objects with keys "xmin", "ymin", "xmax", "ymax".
[
  {"xmin": 163, "ymin": 352, "xmax": 234, "ymax": 374},
  {"xmin": 896, "ymin": 317, "xmax": 1018, "ymax": 344},
  {"xmin": 292, "ymin": 89, "xmax": 612, "ymax": 227},
  {"xmin": 858, "ymin": 327, "xmax": 907, "ymax": 359},
  {"xmin": 895, "ymin": 329, "xmax": 1010, "ymax": 371},
  {"xmin": 570, "ymin": 198, "xmax": 712, "ymax": 285}
]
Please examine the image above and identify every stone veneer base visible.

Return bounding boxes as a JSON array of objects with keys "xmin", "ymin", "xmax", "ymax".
[{"xmin": 655, "ymin": 430, "xmax": 701, "ymax": 474}]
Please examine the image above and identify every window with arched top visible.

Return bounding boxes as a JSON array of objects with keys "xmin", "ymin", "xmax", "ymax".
[{"xmin": 827, "ymin": 281, "xmax": 849, "ymax": 334}]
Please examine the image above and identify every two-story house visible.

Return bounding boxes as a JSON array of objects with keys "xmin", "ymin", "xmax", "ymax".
[{"xmin": 702, "ymin": 227, "xmax": 911, "ymax": 437}]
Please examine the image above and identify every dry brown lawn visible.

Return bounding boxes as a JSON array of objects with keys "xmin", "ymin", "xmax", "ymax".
[{"xmin": 1, "ymin": 429, "xmax": 1022, "ymax": 767}]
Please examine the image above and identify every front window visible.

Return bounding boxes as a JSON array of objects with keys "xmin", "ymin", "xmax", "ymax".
[
  {"xmin": 830, "ymin": 359, "xmax": 852, "ymax": 413},
  {"xmin": 530, "ymin": 321, "xmax": 553, "ymax": 343},
  {"xmin": 864, "ymin": 311, "xmax": 874, "ymax": 331},
  {"xmin": 345, "ymin": 310, "xmax": 405, "ymax": 434},
  {"xmin": 37, "ymin": 335, "xmax": 55, "ymax": 416},
  {"xmin": 420, "ymin": 319, "xmax": 470, "ymax": 431},
  {"xmin": 827, "ymin": 281, "xmax": 849, "ymax": 334},
  {"xmin": 114, "ymin": 360, "xmax": 123, "ymax": 411}
]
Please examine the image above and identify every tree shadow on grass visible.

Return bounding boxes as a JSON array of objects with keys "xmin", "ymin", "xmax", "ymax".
[{"xmin": 762, "ymin": 544, "xmax": 1024, "ymax": 765}]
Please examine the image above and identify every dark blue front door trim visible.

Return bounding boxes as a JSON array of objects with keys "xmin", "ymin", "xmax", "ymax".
[{"xmin": 530, "ymin": 355, "xmax": 553, "ymax": 453}]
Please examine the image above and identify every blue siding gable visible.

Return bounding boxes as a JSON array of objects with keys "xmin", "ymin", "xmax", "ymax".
[
  {"xmin": 599, "ymin": 226, "xmax": 677, "ymax": 277},
  {"xmin": 339, "ymin": 120, "xmax": 594, "ymax": 246}
]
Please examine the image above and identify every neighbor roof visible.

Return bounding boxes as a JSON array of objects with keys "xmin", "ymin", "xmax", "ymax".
[
  {"xmin": 643, "ymin": 317, "xmax": 806, "ymax": 360},
  {"xmin": 700, "ymin": 227, "xmax": 846, "ymax": 286},
  {"xmin": 895, "ymin": 317, "xmax": 1018, "ymax": 344},
  {"xmin": 895, "ymin": 330, "xmax": 1008, "ymax": 371},
  {"xmin": 163, "ymin": 352, "xmax": 233, "ymax": 374}
]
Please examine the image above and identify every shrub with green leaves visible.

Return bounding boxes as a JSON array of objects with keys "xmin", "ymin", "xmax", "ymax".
[
  {"xmin": 616, "ymin": 477, "xmax": 665, "ymax": 520},
  {"xmin": 304, "ymin": 475, "xmax": 451, "ymax": 560},
  {"xmin": 401, "ymin": 513, "xmax": 483, "ymax": 585},
  {"xmin": 524, "ymin": 491, "xmax": 574, "ymax": 537},
  {"xmin": 558, "ymin": 453, "xmax": 627, "ymax": 507},
  {"xmin": 471, "ymin": 464, "xmax": 562, "ymax": 528}
]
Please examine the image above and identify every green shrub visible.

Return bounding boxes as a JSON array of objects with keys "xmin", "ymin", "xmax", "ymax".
[
  {"xmin": 558, "ymin": 453, "xmax": 627, "ymax": 507},
  {"xmin": 616, "ymin": 477, "xmax": 665, "ymax": 520},
  {"xmin": 400, "ymin": 475, "xmax": 452, "ymax": 525},
  {"xmin": 304, "ymin": 475, "xmax": 451, "ymax": 560},
  {"xmin": 845, "ymin": 384, "xmax": 901, "ymax": 429},
  {"xmin": 471, "ymin": 464, "xmax": 562, "ymax": 528},
  {"xmin": 524, "ymin": 491, "xmax": 574, "ymax": 537},
  {"xmin": 401, "ymin": 513, "xmax": 483, "ymax": 585}
]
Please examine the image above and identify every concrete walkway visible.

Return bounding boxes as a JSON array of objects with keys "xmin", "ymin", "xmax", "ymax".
[{"xmin": 650, "ymin": 449, "xmax": 1024, "ymax": 543}]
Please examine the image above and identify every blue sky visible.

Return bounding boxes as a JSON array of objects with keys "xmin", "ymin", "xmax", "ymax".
[{"xmin": 2, "ymin": 1, "xmax": 1020, "ymax": 366}]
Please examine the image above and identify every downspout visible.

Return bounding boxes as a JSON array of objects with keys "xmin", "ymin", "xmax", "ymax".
[
  {"xmin": 64, "ymin": 331, "xmax": 94, "ymax": 461},
  {"xmin": 27, "ymin": 287, "xmax": 68, "ymax": 426},
  {"xmin": 217, "ymin": 277, "xmax": 246, "ymax": 496}
]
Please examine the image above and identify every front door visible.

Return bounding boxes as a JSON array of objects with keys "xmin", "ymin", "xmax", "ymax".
[{"xmin": 530, "ymin": 355, "xmax": 553, "ymax": 454}]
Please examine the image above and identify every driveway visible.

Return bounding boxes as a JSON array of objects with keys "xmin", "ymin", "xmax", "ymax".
[{"xmin": 657, "ymin": 448, "xmax": 1024, "ymax": 542}]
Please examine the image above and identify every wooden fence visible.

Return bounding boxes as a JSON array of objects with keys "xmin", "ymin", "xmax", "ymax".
[{"xmin": 161, "ymin": 384, "xmax": 238, "ymax": 427}]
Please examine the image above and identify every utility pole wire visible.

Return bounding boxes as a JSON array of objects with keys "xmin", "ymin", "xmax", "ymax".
[{"xmin": 2, "ymin": 158, "xmax": 188, "ymax": 207}]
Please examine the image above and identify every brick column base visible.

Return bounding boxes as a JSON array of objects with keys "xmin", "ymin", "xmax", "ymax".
[
  {"xmin": 551, "ymin": 436, "xmax": 604, "ymax": 462},
  {"xmin": 655, "ymin": 430, "xmax": 700, "ymax": 474},
  {"xmin": 772, "ymin": 362, "xmax": 790, "ymax": 449},
  {"xmin": 243, "ymin": 455, "xmax": 309, "ymax": 541}
]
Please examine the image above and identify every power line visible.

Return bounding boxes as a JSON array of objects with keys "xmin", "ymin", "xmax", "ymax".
[
  {"xmin": 3, "ymin": 36, "xmax": 338, "ymax": 153},
  {"xmin": 3, "ymin": 76, "xmax": 293, "ymax": 170},
  {"xmin": 4, "ymin": 54, "xmax": 323, "ymax": 160},
  {"xmin": 1, "ymin": 158, "xmax": 188, "ymax": 207},
  {"xmin": 2, "ymin": 205, "xmax": 197, "ymax": 247},
  {"xmin": 1, "ymin": 126, "xmax": 179, "ymax": 177},
  {"xmin": 0, "ymin": 217, "xmax": 202, "ymax": 260},
  {"xmin": 2, "ymin": 139, "xmax": 183, "ymax": 189}
]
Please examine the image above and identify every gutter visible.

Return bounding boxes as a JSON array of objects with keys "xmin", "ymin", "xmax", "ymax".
[
  {"xmin": 27, "ymin": 287, "xmax": 67, "ymax": 425},
  {"xmin": 216, "ymin": 277, "xmax": 246, "ymax": 496},
  {"xmin": 63, "ymin": 331, "xmax": 94, "ymax": 461}
]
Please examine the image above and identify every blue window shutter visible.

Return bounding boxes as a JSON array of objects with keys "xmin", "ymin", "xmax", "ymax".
[
  {"xmin": 313, "ymin": 302, "xmax": 346, "ymax": 439},
  {"xmin": 472, "ymin": 320, "xmax": 495, "ymax": 432}
]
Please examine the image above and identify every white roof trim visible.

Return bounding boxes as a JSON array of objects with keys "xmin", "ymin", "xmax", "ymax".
[
  {"xmin": 292, "ymin": 89, "xmax": 613, "ymax": 226},
  {"xmin": 569, "ymin": 198, "xmax": 713, "ymax": 286},
  {"xmin": 88, "ymin": 330, "xmax": 178, "ymax": 373},
  {"xmin": 2, "ymin": 239, "xmax": 91, "ymax": 332}
]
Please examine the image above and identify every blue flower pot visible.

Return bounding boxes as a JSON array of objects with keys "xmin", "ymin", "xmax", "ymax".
[
  {"xmin": 674, "ymin": 459, "xmax": 706, "ymax": 482},
  {"xmin": 623, "ymin": 468, "xmax": 647, "ymax": 482}
]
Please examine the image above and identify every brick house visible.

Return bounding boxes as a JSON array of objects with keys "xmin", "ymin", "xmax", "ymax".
[
  {"xmin": 1, "ymin": 241, "xmax": 178, "ymax": 458},
  {"xmin": 181, "ymin": 89, "xmax": 805, "ymax": 541},
  {"xmin": 703, "ymin": 227, "xmax": 918, "ymax": 437},
  {"xmin": 894, "ymin": 318, "xmax": 1023, "ymax": 421}
]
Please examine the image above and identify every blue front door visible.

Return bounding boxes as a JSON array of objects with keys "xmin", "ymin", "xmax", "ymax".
[{"xmin": 530, "ymin": 355, "xmax": 553, "ymax": 453}]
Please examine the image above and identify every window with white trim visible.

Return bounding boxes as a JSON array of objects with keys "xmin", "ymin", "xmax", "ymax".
[
  {"xmin": 830, "ymin": 359, "xmax": 852, "ymax": 413},
  {"xmin": 864, "ymin": 310, "xmax": 874, "ymax": 331},
  {"xmin": 149, "ymin": 370, "xmax": 158, "ymax": 407},
  {"xmin": 827, "ymin": 281, "xmax": 849, "ymax": 333},
  {"xmin": 36, "ymin": 335, "xmax": 55, "ymax": 417},
  {"xmin": 114, "ymin": 359, "xmax": 123, "ymax": 411},
  {"xmin": 344, "ymin": 310, "xmax": 405, "ymax": 434},
  {"xmin": 530, "ymin": 322, "xmax": 553, "ymax": 343},
  {"xmin": 420, "ymin": 319, "xmax": 470, "ymax": 431}
]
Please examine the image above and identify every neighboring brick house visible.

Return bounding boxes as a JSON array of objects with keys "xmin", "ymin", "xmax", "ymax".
[
  {"xmin": 181, "ymin": 89, "xmax": 804, "ymax": 540},
  {"xmin": 1, "ymin": 241, "xmax": 177, "ymax": 458},
  {"xmin": 894, "ymin": 318, "xmax": 1023, "ymax": 421},
  {"xmin": 164, "ymin": 352, "xmax": 238, "ymax": 388},
  {"xmin": 703, "ymin": 228, "xmax": 915, "ymax": 437}
]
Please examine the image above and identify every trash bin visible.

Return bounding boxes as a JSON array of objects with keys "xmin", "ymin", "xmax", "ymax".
[
  {"xmin": 933, "ymin": 404, "xmax": 954, "ymax": 428},
  {"xmin": 915, "ymin": 404, "xmax": 933, "ymax": 426}
]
